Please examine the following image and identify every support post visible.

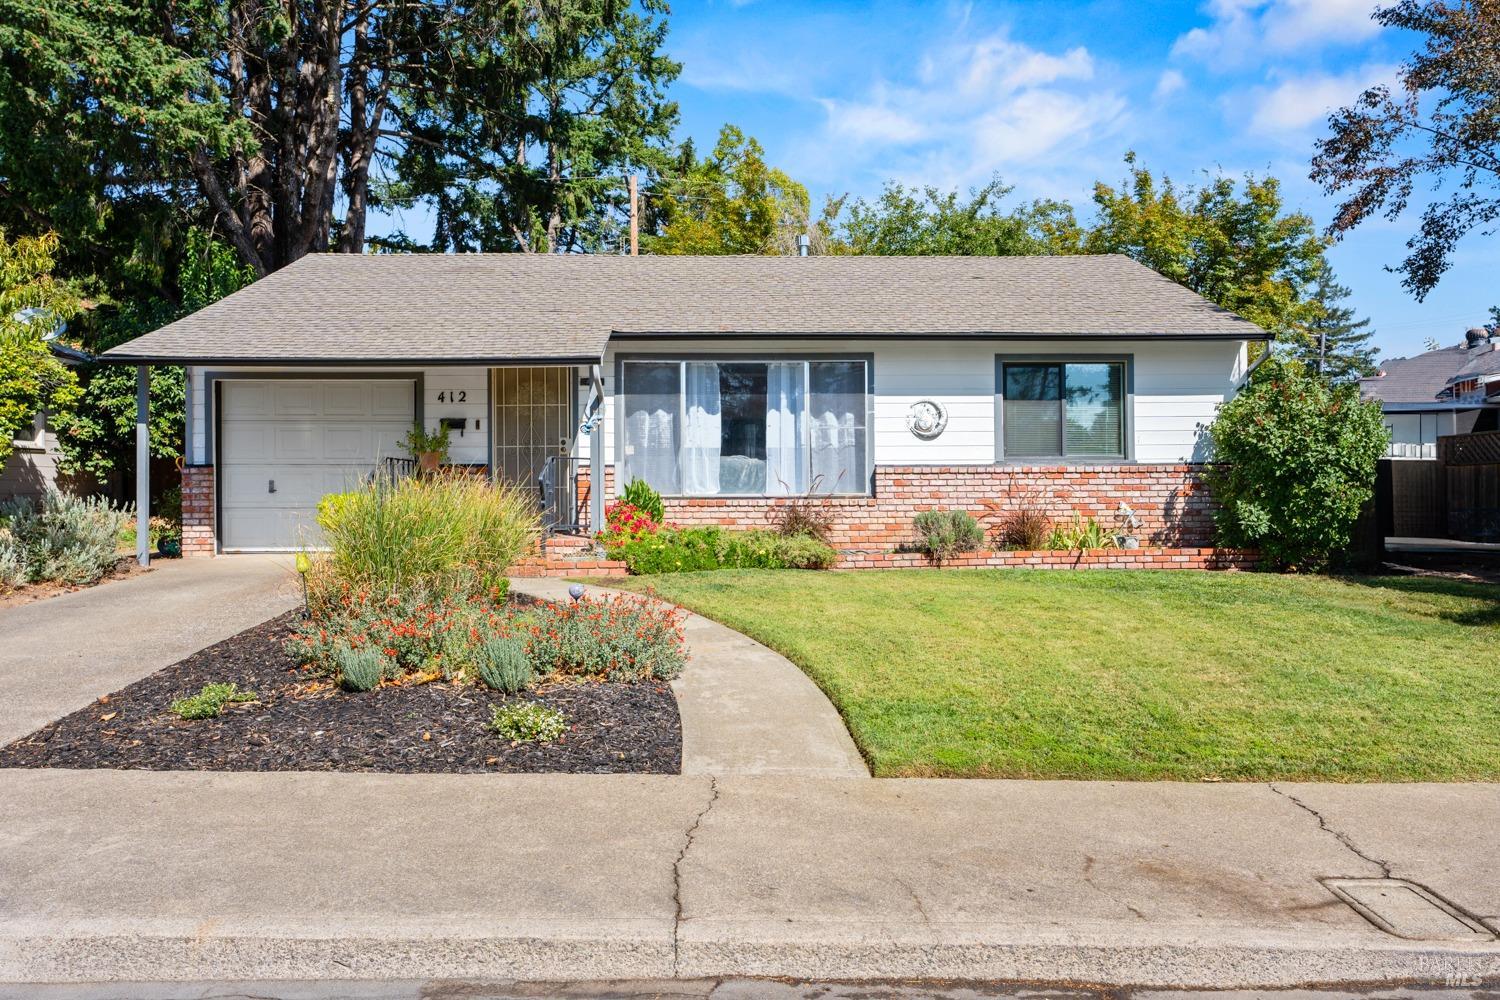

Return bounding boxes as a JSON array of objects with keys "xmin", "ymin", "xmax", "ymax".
[
  {"xmin": 589, "ymin": 364, "xmax": 605, "ymax": 537},
  {"xmin": 135, "ymin": 365, "xmax": 150, "ymax": 567},
  {"xmin": 627, "ymin": 174, "xmax": 639, "ymax": 256}
]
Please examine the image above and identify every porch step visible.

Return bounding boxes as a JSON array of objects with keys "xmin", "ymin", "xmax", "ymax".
[
  {"xmin": 542, "ymin": 533, "xmax": 595, "ymax": 554},
  {"xmin": 511, "ymin": 554, "xmax": 627, "ymax": 579}
]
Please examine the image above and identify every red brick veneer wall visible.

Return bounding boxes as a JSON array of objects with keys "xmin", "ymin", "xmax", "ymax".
[
  {"xmin": 181, "ymin": 465, "xmax": 216, "ymax": 556},
  {"xmin": 592, "ymin": 464, "xmax": 1217, "ymax": 550}
]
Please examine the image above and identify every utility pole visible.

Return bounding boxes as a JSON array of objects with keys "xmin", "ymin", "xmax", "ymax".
[{"xmin": 627, "ymin": 174, "xmax": 639, "ymax": 256}]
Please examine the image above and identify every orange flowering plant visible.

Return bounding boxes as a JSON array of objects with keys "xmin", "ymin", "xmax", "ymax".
[{"xmin": 524, "ymin": 593, "xmax": 687, "ymax": 682}]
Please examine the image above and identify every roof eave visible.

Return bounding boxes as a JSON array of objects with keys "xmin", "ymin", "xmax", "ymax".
[
  {"xmin": 96, "ymin": 353, "xmax": 604, "ymax": 367},
  {"xmin": 606, "ymin": 329, "xmax": 1272, "ymax": 342}
]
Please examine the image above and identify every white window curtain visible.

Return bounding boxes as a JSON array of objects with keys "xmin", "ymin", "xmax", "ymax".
[
  {"xmin": 810, "ymin": 362, "xmax": 864, "ymax": 493},
  {"xmin": 681, "ymin": 362, "xmax": 722, "ymax": 495},
  {"xmin": 764, "ymin": 362, "xmax": 807, "ymax": 495},
  {"xmin": 622, "ymin": 363, "xmax": 680, "ymax": 494}
]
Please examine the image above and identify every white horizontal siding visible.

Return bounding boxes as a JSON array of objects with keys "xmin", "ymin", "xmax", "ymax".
[{"xmin": 598, "ymin": 338, "xmax": 1247, "ymax": 479}]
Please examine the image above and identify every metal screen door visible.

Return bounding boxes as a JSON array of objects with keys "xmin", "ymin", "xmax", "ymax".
[{"xmin": 491, "ymin": 367, "xmax": 574, "ymax": 520}]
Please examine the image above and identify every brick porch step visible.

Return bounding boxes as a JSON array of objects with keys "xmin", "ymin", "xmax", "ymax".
[{"xmin": 511, "ymin": 555, "xmax": 627, "ymax": 578}]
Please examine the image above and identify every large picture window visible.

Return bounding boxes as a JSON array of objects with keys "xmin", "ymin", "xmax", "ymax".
[
  {"xmin": 621, "ymin": 359, "xmax": 869, "ymax": 496},
  {"xmin": 1000, "ymin": 359, "xmax": 1127, "ymax": 459}
]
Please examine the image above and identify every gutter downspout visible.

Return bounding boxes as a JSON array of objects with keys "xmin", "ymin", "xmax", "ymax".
[{"xmin": 585, "ymin": 363, "xmax": 605, "ymax": 538}]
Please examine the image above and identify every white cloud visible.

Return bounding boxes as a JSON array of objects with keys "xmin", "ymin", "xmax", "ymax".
[
  {"xmin": 1173, "ymin": 0, "xmax": 1382, "ymax": 65},
  {"xmin": 813, "ymin": 29, "xmax": 1126, "ymax": 185},
  {"xmin": 1154, "ymin": 69, "xmax": 1187, "ymax": 101},
  {"xmin": 1246, "ymin": 64, "xmax": 1397, "ymax": 136}
]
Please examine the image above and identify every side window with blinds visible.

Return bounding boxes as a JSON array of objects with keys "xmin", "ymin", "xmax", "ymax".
[{"xmin": 999, "ymin": 359, "xmax": 1127, "ymax": 460}]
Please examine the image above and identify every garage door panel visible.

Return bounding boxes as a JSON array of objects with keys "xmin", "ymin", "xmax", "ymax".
[
  {"xmin": 273, "ymin": 383, "xmax": 320, "ymax": 416},
  {"xmin": 322, "ymin": 382, "xmax": 370, "ymax": 416},
  {"xmin": 372, "ymin": 380, "xmax": 414, "ymax": 417},
  {"xmin": 220, "ymin": 379, "xmax": 415, "ymax": 550}
]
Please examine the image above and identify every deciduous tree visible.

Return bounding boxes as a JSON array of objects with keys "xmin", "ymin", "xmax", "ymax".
[
  {"xmin": 1312, "ymin": 0, "xmax": 1500, "ymax": 299},
  {"xmin": 835, "ymin": 177, "xmax": 1081, "ymax": 256}
]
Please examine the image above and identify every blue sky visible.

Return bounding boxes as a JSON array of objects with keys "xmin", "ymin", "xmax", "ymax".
[{"xmin": 661, "ymin": 0, "xmax": 1497, "ymax": 360}]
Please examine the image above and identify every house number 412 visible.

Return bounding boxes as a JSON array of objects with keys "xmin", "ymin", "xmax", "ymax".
[{"xmin": 437, "ymin": 391, "xmax": 467, "ymax": 403}]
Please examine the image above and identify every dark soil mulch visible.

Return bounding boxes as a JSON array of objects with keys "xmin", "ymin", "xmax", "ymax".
[{"xmin": 0, "ymin": 611, "xmax": 681, "ymax": 774}]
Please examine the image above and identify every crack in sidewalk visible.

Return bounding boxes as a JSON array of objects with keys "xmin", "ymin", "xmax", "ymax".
[
  {"xmin": 1268, "ymin": 783, "xmax": 1393, "ymax": 878},
  {"xmin": 672, "ymin": 775, "xmax": 719, "ymax": 976}
]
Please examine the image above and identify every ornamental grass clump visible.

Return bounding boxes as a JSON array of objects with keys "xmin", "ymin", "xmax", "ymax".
[
  {"xmin": 315, "ymin": 471, "xmax": 538, "ymax": 596},
  {"xmin": 524, "ymin": 594, "xmax": 687, "ymax": 682}
]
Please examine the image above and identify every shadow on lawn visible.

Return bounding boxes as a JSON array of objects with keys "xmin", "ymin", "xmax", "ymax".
[{"xmin": 1336, "ymin": 573, "xmax": 1500, "ymax": 628}]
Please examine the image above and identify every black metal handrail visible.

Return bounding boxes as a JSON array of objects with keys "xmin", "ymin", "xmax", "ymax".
[
  {"xmin": 381, "ymin": 455, "xmax": 419, "ymax": 481},
  {"xmin": 538, "ymin": 455, "xmax": 591, "ymax": 535}
]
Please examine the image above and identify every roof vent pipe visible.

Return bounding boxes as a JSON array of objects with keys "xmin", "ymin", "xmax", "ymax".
[{"xmin": 797, "ymin": 233, "xmax": 810, "ymax": 257}]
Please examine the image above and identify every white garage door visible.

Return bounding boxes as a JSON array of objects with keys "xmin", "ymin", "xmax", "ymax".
[{"xmin": 219, "ymin": 379, "xmax": 415, "ymax": 550}]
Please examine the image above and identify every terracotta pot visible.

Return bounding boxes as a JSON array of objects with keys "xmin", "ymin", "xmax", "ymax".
[{"xmin": 418, "ymin": 451, "xmax": 442, "ymax": 474}]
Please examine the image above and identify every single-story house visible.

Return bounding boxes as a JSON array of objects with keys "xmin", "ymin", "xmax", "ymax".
[
  {"xmin": 1358, "ymin": 328, "xmax": 1500, "ymax": 460},
  {"xmin": 101, "ymin": 254, "xmax": 1267, "ymax": 557},
  {"xmin": 1, "ymin": 342, "xmax": 93, "ymax": 504}
]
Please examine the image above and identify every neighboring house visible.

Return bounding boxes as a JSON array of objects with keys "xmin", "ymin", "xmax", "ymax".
[
  {"xmin": 0, "ymin": 342, "xmax": 90, "ymax": 504},
  {"xmin": 1359, "ymin": 328, "xmax": 1500, "ymax": 459},
  {"xmin": 100, "ymin": 254, "xmax": 1267, "ymax": 555}
]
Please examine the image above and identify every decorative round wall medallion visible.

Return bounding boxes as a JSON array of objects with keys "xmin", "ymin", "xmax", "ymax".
[{"xmin": 907, "ymin": 399, "xmax": 948, "ymax": 440}]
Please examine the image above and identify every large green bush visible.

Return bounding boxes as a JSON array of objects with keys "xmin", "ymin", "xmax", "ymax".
[
  {"xmin": 607, "ymin": 525, "xmax": 837, "ymax": 574},
  {"xmin": 1207, "ymin": 357, "xmax": 1388, "ymax": 570},
  {"xmin": 0, "ymin": 489, "xmax": 130, "ymax": 586},
  {"xmin": 315, "ymin": 471, "xmax": 538, "ymax": 595}
]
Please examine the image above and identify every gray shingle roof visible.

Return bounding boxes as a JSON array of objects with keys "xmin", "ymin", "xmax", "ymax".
[
  {"xmin": 1448, "ymin": 346, "xmax": 1500, "ymax": 385},
  {"xmin": 1360, "ymin": 345, "xmax": 1470, "ymax": 405},
  {"xmin": 102, "ymin": 253, "xmax": 1268, "ymax": 365}
]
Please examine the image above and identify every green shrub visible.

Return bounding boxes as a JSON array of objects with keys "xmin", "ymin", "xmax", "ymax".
[
  {"xmin": 489, "ymin": 701, "xmax": 567, "ymax": 743},
  {"xmin": 170, "ymin": 682, "xmax": 257, "ymax": 720},
  {"xmin": 474, "ymin": 637, "xmax": 534, "ymax": 693},
  {"xmin": 620, "ymin": 477, "xmax": 665, "ymax": 523},
  {"xmin": 316, "ymin": 471, "xmax": 539, "ymax": 595},
  {"xmin": 1207, "ymin": 358, "xmax": 1388, "ymax": 571},
  {"xmin": 0, "ymin": 533, "xmax": 25, "ymax": 590},
  {"xmin": 911, "ymin": 509, "xmax": 984, "ymax": 562},
  {"xmin": 0, "ymin": 490, "xmax": 131, "ymax": 586},
  {"xmin": 335, "ymin": 645, "xmax": 391, "ymax": 692},
  {"xmin": 607, "ymin": 525, "xmax": 837, "ymax": 574},
  {"xmin": 523, "ymin": 594, "xmax": 687, "ymax": 681},
  {"xmin": 1045, "ymin": 514, "xmax": 1116, "ymax": 552}
]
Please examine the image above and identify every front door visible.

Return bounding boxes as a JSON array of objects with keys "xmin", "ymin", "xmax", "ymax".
[{"xmin": 491, "ymin": 366, "xmax": 574, "ymax": 525}]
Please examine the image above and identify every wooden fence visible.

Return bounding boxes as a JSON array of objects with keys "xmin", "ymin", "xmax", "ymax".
[{"xmin": 1379, "ymin": 431, "xmax": 1500, "ymax": 544}]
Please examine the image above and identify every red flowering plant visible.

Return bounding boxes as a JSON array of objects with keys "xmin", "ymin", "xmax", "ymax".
[
  {"xmin": 523, "ymin": 593, "xmax": 687, "ymax": 682},
  {"xmin": 285, "ymin": 582, "xmax": 518, "ymax": 681},
  {"xmin": 597, "ymin": 501, "xmax": 664, "ymax": 553}
]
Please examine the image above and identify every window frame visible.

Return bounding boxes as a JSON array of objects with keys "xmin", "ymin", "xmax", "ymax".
[
  {"xmin": 994, "ymin": 354, "xmax": 1134, "ymax": 463},
  {"xmin": 615, "ymin": 352, "xmax": 876, "ymax": 497}
]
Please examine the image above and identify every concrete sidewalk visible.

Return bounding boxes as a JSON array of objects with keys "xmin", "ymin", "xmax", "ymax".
[
  {"xmin": 0, "ymin": 556, "xmax": 299, "ymax": 744},
  {"xmin": 511, "ymin": 578, "xmax": 867, "ymax": 778},
  {"xmin": 2, "ymin": 769, "xmax": 1496, "ymax": 988}
]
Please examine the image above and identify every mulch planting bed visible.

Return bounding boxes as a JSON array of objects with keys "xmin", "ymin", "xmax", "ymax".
[{"xmin": 0, "ymin": 611, "xmax": 681, "ymax": 774}]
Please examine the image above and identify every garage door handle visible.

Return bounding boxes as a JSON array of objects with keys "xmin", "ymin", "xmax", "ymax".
[{"xmin": 268, "ymin": 479, "xmax": 277, "ymax": 494}]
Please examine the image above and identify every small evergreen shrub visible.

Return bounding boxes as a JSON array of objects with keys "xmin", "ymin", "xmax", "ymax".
[
  {"xmin": 620, "ymin": 477, "xmax": 665, "ymax": 523},
  {"xmin": 772, "ymin": 533, "xmax": 840, "ymax": 569},
  {"xmin": 1, "ymin": 490, "xmax": 130, "ymax": 585},
  {"xmin": 335, "ymin": 645, "xmax": 391, "ymax": 692},
  {"xmin": 170, "ymin": 682, "xmax": 257, "ymax": 720},
  {"xmin": 475, "ymin": 637, "xmax": 534, "ymax": 693},
  {"xmin": 1207, "ymin": 358, "xmax": 1388, "ymax": 571},
  {"xmin": 912, "ymin": 509, "xmax": 984, "ymax": 562},
  {"xmin": 489, "ymin": 701, "xmax": 567, "ymax": 743}
]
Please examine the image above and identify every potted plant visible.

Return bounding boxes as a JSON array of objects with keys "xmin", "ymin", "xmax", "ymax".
[{"xmin": 401, "ymin": 423, "xmax": 450, "ymax": 474}]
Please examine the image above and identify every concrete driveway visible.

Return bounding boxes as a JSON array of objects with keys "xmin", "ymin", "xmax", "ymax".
[{"xmin": 0, "ymin": 556, "xmax": 299, "ymax": 744}]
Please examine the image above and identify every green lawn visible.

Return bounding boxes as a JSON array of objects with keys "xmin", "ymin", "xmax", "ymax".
[{"xmin": 610, "ymin": 570, "xmax": 1500, "ymax": 781}]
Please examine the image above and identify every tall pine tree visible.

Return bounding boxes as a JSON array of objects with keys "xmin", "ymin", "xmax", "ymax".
[{"xmin": 1293, "ymin": 267, "xmax": 1379, "ymax": 383}]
